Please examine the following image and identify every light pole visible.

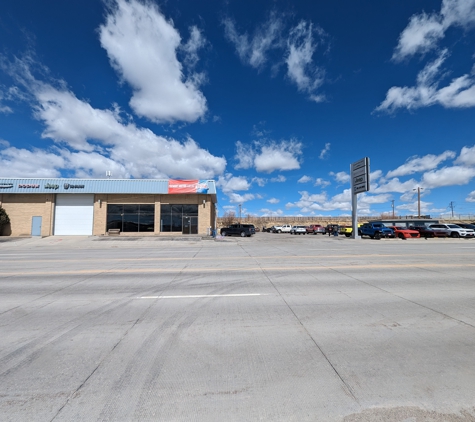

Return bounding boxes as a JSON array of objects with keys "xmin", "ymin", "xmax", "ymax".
[
  {"xmin": 413, "ymin": 187, "xmax": 423, "ymax": 218},
  {"xmin": 239, "ymin": 204, "xmax": 242, "ymax": 223}
]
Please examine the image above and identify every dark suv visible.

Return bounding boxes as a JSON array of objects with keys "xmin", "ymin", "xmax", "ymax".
[{"xmin": 220, "ymin": 224, "xmax": 255, "ymax": 237}]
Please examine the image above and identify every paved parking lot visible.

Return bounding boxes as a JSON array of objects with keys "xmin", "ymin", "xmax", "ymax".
[{"xmin": 1, "ymin": 233, "xmax": 475, "ymax": 421}]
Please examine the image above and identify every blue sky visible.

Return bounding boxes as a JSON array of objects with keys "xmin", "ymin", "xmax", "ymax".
[{"xmin": 1, "ymin": 0, "xmax": 475, "ymax": 218}]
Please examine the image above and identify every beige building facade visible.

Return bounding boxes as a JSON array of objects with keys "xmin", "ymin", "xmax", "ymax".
[{"xmin": 0, "ymin": 179, "xmax": 217, "ymax": 237}]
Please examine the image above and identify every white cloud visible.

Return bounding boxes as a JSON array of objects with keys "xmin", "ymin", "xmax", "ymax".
[
  {"xmin": 422, "ymin": 166, "xmax": 475, "ymax": 188},
  {"xmin": 286, "ymin": 21, "xmax": 326, "ymax": 102},
  {"xmin": 372, "ymin": 177, "xmax": 418, "ymax": 194},
  {"xmin": 298, "ymin": 175, "xmax": 312, "ymax": 183},
  {"xmin": 319, "ymin": 142, "xmax": 330, "ymax": 159},
  {"xmin": 455, "ymin": 145, "xmax": 475, "ymax": 166},
  {"xmin": 235, "ymin": 139, "xmax": 302, "ymax": 173},
  {"xmin": 376, "ymin": 51, "xmax": 475, "ymax": 112},
  {"xmin": 224, "ymin": 14, "xmax": 327, "ymax": 101},
  {"xmin": 330, "ymin": 171, "xmax": 350, "ymax": 184},
  {"xmin": 393, "ymin": 13, "xmax": 445, "ymax": 61},
  {"xmin": 0, "ymin": 58, "xmax": 225, "ymax": 179},
  {"xmin": 314, "ymin": 177, "xmax": 330, "ymax": 187},
  {"xmin": 217, "ymin": 173, "xmax": 250, "ymax": 193},
  {"xmin": 255, "ymin": 143, "xmax": 301, "ymax": 172},
  {"xmin": 466, "ymin": 191, "xmax": 475, "ymax": 202},
  {"xmin": 393, "ymin": 0, "xmax": 475, "ymax": 61},
  {"xmin": 260, "ymin": 208, "xmax": 284, "ymax": 217},
  {"xmin": 223, "ymin": 13, "xmax": 283, "ymax": 70},
  {"xmin": 99, "ymin": 0, "xmax": 207, "ymax": 123},
  {"xmin": 387, "ymin": 150, "xmax": 456, "ymax": 177},
  {"xmin": 252, "ymin": 177, "xmax": 267, "ymax": 187},
  {"xmin": 227, "ymin": 192, "xmax": 255, "ymax": 204},
  {"xmin": 271, "ymin": 174, "xmax": 286, "ymax": 182},
  {"xmin": 267, "ymin": 198, "xmax": 280, "ymax": 204}
]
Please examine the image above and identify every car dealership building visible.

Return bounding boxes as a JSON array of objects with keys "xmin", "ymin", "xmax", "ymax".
[{"xmin": 0, "ymin": 178, "xmax": 217, "ymax": 237}]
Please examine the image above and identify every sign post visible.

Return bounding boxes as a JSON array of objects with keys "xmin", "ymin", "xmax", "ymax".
[{"xmin": 351, "ymin": 157, "xmax": 370, "ymax": 239}]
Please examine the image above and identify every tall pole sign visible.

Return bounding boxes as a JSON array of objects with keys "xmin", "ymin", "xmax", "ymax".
[{"xmin": 351, "ymin": 157, "xmax": 370, "ymax": 239}]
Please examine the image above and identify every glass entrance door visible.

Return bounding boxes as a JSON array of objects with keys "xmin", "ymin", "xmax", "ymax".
[{"xmin": 182, "ymin": 217, "xmax": 198, "ymax": 234}]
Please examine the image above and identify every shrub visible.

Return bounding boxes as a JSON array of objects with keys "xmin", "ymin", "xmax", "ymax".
[{"xmin": 0, "ymin": 206, "xmax": 10, "ymax": 234}]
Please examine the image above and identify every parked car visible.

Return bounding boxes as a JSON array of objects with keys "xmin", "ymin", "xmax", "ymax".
[
  {"xmin": 457, "ymin": 223, "xmax": 475, "ymax": 231},
  {"xmin": 306, "ymin": 224, "xmax": 326, "ymax": 234},
  {"xmin": 428, "ymin": 223, "xmax": 475, "ymax": 238},
  {"xmin": 389, "ymin": 226, "xmax": 420, "ymax": 239},
  {"xmin": 339, "ymin": 224, "xmax": 363, "ymax": 237},
  {"xmin": 360, "ymin": 223, "xmax": 394, "ymax": 239},
  {"xmin": 290, "ymin": 225, "xmax": 307, "ymax": 235},
  {"xmin": 220, "ymin": 224, "xmax": 255, "ymax": 237},
  {"xmin": 408, "ymin": 226, "xmax": 447, "ymax": 238},
  {"xmin": 272, "ymin": 224, "xmax": 292, "ymax": 233}
]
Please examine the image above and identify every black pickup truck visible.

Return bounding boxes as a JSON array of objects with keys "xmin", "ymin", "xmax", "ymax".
[{"xmin": 220, "ymin": 224, "xmax": 255, "ymax": 237}]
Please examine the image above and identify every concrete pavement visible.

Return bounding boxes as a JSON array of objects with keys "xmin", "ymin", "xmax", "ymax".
[{"xmin": 1, "ymin": 233, "xmax": 475, "ymax": 421}]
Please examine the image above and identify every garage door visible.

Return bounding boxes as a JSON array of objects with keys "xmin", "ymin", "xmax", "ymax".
[{"xmin": 54, "ymin": 194, "xmax": 94, "ymax": 235}]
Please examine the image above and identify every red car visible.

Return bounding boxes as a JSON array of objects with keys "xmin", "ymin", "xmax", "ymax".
[
  {"xmin": 389, "ymin": 226, "xmax": 420, "ymax": 239},
  {"xmin": 306, "ymin": 224, "xmax": 326, "ymax": 234}
]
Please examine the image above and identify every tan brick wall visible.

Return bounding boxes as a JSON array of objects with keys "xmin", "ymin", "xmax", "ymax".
[
  {"xmin": 2, "ymin": 193, "xmax": 215, "ymax": 237},
  {"xmin": 1, "ymin": 194, "xmax": 54, "ymax": 236}
]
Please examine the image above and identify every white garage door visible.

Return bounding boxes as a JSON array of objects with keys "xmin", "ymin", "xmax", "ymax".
[{"xmin": 54, "ymin": 194, "xmax": 94, "ymax": 235}]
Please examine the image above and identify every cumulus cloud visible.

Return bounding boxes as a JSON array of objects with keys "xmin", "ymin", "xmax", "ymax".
[
  {"xmin": 314, "ymin": 177, "xmax": 330, "ymax": 187},
  {"xmin": 372, "ymin": 177, "xmax": 419, "ymax": 194},
  {"xmin": 285, "ymin": 189, "xmax": 391, "ymax": 214},
  {"xmin": 387, "ymin": 150, "xmax": 456, "ymax": 177},
  {"xmin": 0, "ymin": 57, "xmax": 225, "ymax": 179},
  {"xmin": 271, "ymin": 174, "xmax": 286, "ymax": 182},
  {"xmin": 330, "ymin": 171, "xmax": 350, "ymax": 184},
  {"xmin": 234, "ymin": 139, "xmax": 302, "ymax": 173},
  {"xmin": 99, "ymin": 0, "xmax": 207, "ymax": 123},
  {"xmin": 422, "ymin": 166, "xmax": 475, "ymax": 188},
  {"xmin": 455, "ymin": 145, "xmax": 475, "ymax": 166},
  {"xmin": 393, "ymin": 0, "xmax": 475, "ymax": 61},
  {"xmin": 267, "ymin": 198, "xmax": 280, "ymax": 204},
  {"xmin": 227, "ymin": 192, "xmax": 255, "ymax": 204},
  {"xmin": 298, "ymin": 175, "xmax": 312, "ymax": 183},
  {"xmin": 376, "ymin": 50, "xmax": 475, "ymax": 112},
  {"xmin": 252, "ymin": 177, "xmax": 267, "ymax": 187},
  {"xmin": 260, "ymin": 208, "xmax": 284, "ymax": 217},
  {"xmin": 217, "ymin": 173, "xmax": 250, "ymax": 193},
  {"xmin": 466, "ymin": 190, "xmax": 475, "ymax": 202},
  {"xmin": 319, "ymin": 142, "xmax": 330, "ymax": 159}
]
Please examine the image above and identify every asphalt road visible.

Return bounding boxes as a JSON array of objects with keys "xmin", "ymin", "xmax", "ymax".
[{"xmin": 1, "ymin": 233, "xmax": 475, "ymax": 421}]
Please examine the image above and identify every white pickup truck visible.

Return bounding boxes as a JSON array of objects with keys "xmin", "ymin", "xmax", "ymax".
[{"xmin": 272, "ymin": 224, "xmax": 292, "ymax": 233}]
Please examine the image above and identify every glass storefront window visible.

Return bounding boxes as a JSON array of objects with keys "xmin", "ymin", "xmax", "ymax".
[
  {"xmin": 106, "ymin": 204, "xmax": 155, "ymax": 233},
  {"xmin": 160, "ymin": 204, "xmax": 198, "ymax": 232}
]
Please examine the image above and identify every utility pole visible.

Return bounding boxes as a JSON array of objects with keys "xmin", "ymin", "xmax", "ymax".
[
  {"xmin": 413, "ymin": 186, "xmax": 423, "ymax": 218},
  {"xmin": 391, "ymin": 200, "xmax": 395, "ymax": 218},
  {"xmin": 239, "ymin": 204, "xmax": 242, "ymax": 223},
  {"xmin": 448, "ymin": 201, "xmax": 455, "ymax": 218}
]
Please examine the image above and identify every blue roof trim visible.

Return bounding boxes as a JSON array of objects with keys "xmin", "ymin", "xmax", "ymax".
[{"xmin": 0, "ymin": 179, "xmax": 217, "ymax": 195}]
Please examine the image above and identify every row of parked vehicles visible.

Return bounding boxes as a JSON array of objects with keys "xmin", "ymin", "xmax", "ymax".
[
  {"xmin": 261, "ymin": 222, "xmax": 475, "ymax": 239},
  {"xmin": 219, "ymin": 222, "xmax": 475, "ymax": 239}
]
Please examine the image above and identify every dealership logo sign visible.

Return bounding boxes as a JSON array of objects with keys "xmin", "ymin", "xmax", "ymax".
[
  {"xmin": 45, "ymin": 183, "xmax": 59, "ymax": 190},
  {"xmin": 19, "ymin": 184, "xmax": 40, "ymax": 188},
  {"xmin": 0, "ymin": 183, "xmax": 14, "ymax": 189},
  {"xmin": 64, "ymin": 183, "xmax": 85, "ymax": 189}
]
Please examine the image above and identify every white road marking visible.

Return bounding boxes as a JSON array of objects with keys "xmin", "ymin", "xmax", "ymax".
[{"xmin": 139, "ymin": 293, "xmax": 267, "ymax": 299}]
